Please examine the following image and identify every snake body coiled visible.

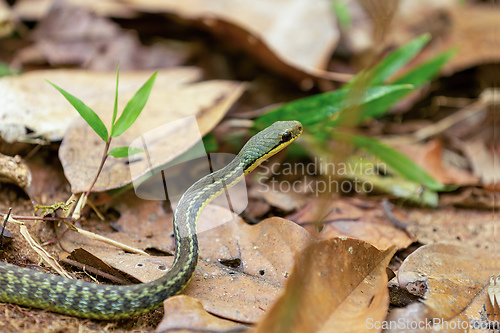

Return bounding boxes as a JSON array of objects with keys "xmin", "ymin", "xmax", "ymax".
[{"xmin": 0, "ymin": 121, "xmax": 302, "ymax": 319}]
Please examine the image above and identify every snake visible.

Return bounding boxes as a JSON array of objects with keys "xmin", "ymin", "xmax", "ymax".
[{"xmin": 0, "ymin": 121, "xmax": 303, "ymax": 319}]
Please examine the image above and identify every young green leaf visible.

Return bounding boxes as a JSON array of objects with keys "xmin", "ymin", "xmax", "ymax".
[
  {"xmin": 110, "ymin": 64, "xmax": 120, "ymax": 135},
  {"xmin": 332, "ymin": 131, "xmax": 446, "ymax": 191},
  {"xmin": 392, "ymin": 49, "xmax": 457, "ymax": 87},
  {"xmin": 108, "ymin": 146, "xmax": 144, "ymax": 158},
  {"xmin": 344, "ymin": 34, "xmax": 431, "ymax": 90},
  {"xmin": 47, "ymin": 80, "xmax": 108, "ymax": 142},
  {"xmin": 111, "ymin": 72, "xmax": 158, "ymax": 137}
]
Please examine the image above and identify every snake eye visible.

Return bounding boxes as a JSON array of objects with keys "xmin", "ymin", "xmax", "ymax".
[{"xmin": 281, "ymin": 131, "xmax": 293, "ymax": 142}]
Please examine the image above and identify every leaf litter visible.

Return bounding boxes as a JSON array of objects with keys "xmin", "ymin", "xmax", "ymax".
[{"xmin": 0, "ymin": 0, "xmax": 498, "ymax": 332}]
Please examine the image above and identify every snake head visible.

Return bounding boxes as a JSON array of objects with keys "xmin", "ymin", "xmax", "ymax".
[{"xmin": 239, "ymin": 121, "xmax": 303, "ymax": 174}]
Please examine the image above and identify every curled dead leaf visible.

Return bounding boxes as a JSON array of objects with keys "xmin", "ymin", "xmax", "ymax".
[
  {"xmin": 255, "ymin": 238, "xmax": 396, "ymax": 333},
  {"xmin": 124, "ymin": 0, "xmax": 350, "ymax": 85}
]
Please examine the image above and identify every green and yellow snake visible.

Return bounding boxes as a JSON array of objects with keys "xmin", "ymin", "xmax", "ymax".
[{"xmin": 0, "ymin": 121, "xmax": 303, "ymax": 319}]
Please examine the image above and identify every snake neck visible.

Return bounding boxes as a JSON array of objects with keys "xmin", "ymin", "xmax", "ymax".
[{"xmin": 167, "ymin": 155, "xmax": 245, "ymax": 285}]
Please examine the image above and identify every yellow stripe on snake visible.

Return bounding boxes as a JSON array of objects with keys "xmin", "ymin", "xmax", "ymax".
[{"xmin": 0, "ymin": 121, "xmax": 303, "ymax": 319}]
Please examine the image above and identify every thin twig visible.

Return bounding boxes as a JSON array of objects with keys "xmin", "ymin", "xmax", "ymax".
[
  {"xmin": 19, "ymin": 224, "xmax": 74, "ymax": 279},
  {"xmin": 0, "ymin": 214, "xmax": 74, "ymax": 222},
  {"xmin": 74, "ymin": 227, "xmax": 149, "ymax": 256}
]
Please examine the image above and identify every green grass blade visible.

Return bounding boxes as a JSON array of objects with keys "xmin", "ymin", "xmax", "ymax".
[
  {"xmin": 111, "ymin": 72, "xmax": 157, "ymax": 137},
  {"xmin": 330, "ymin": 84, "xmax": 413, "ymax": 126},
  {"xmin": 332, "ymin": 131, "xmax": 446, "ymax": 191},
  {"xmin": 108, "ymin": 146, "xmax": 144, "ymax": 158},
  {"xmin": 392, "ymin": 48, "xmax": 457, "ymax": 87},
  {"xmin": 254, "ymin": 85, "xmax": 413, "ymax": 130},
  {"xmin": 253, "ymin": 89, "xmax": 350, "ymax": 130},
  {"xmin": 344, "ymin": 34, "xmax": 431, "ymax": 89},
  {"xmin": 47, "ymin": 80, "xmax": 108, "ymax": 142}
]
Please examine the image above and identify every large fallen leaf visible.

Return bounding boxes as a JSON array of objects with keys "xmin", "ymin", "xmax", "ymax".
[
  {"xmin": 398, "ymin": 243, "xmax": 500, "ymax": 321},
  {"xmin": 255, "ymin": 238, "xmax": 396, "ymax": 333},
  {"xmin": 125, "ymin": 0, "xmax": 346, "ymax": 85},
  {"xmin": 156, "ymin": 295, "xmax": 246, "ymax": 333}
]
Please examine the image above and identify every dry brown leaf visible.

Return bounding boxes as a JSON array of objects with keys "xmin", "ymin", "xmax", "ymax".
[
  {"xmin": 68, "ymin": 248, "xmax": 131, "ymax": 278},
  {"xmin": 439, "ymin": 4, "xmax": 500, "ymax": 73},
  {"xmin": 404, "ymin": 207, "xmax": 497, "ymax": 251},
  {"xmin": 440, "ymin": 187, "xmax": 499, "ymax": 209},
  {"xmin": 111, "ymin": 197, "xmax": 175, "ymax": 253},
  {"xmin": 24, "ymin": 156, "xmax": 70, "ymax": 205},
  {"xmin": 398, "ymin": 243, "xmax": 500, "ymax": 323},
  {"xmin": 124, "ymin": 0, "xmax": 349, "ymax": 85},
  {"xmin": 254, "ymin": 238, "xmax": 396, "ymax": 333},
  {"xmin": 461, "ymin": 139, "xmax": 499, "ymax": 191},
  {"xmin": 289, "ymin": 198, "xmax": 413, "ymax": 250},
  {"xmin": 396, "ymin": 0, "xmax": 457, "ymax": 20},
  {"xmin": 156, "ymin": 295, "xmax": 246, "ymax": 333},
  {"xmin": 14, "ymin": 0, "xmax": 342, "ymax": 82},
  {"xmin": 392, "ymin": 3, "xmax": 500, "ymax": 76},
  {"xmin": 394, "ymin": 140, "xmax": 478, "ymax": 187},
  {"xmin": 249, "ymin": 184, "xmax": 299, "ymax": 212},
  {"xmin": 316, "ymin": 221, "xmax": 412, "ymax": 251},
  {"xmin": 0, "ymin": 153, "xmax": 31, "ymax": 189}
]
